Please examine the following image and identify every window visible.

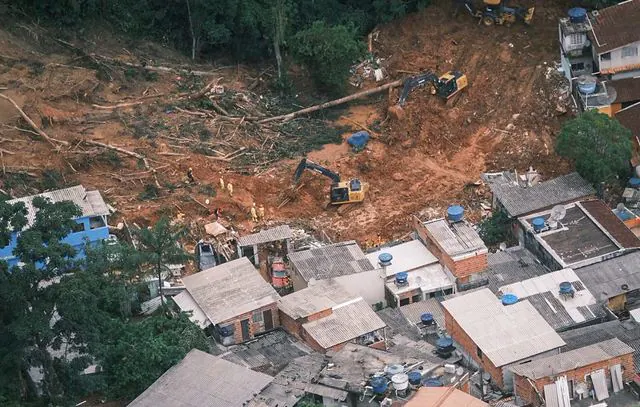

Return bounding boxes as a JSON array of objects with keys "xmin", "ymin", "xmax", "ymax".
[
  {"xmin": 252, "ymin": 312, "xmax": 263, "ymax": 323},
  {"xmin": 622, "ymin": 46, "xmax": 638, "ymax": 58},
  {"xmin": 411, "ymin": 294, "xmax": 422, "ymax": 303},
  {"xmin": 477, "ymin": 346, "xmax": 483, "ymax": 359},
  {"xmin": 399, "ymin": 298, "xmax": 410, "ymax": 306},
  {"xmin": 89, "ymin": 216, "xmax": 105, "ymax": 230},
  {"xmin": 601, "ymin": 52, "xmax": 611, "ymax": 61},
  {"xmin": 71, "ymin": 222, "xmax": 84, "ymax": 233},
  {"xmin": 569, "ymin": 33, "xmax": 583, "ymax": 46},
  {"xmin": 571, "ymin": 62, "xmax": 585, "ymax": 71}
]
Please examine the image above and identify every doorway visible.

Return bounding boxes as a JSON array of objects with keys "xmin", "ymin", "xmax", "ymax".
[
  {"xmin": 240, "ymin": 319, "xmax": 250, "ymax": 341},
  {"xmin": 263, "ymin": 309, "xmax": 274, "ymax": 331}
]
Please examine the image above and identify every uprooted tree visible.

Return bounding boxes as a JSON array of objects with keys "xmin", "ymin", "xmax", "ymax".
[{"xmin": 555, "ymin": 110, "xmax": 633, "ymax": 185}]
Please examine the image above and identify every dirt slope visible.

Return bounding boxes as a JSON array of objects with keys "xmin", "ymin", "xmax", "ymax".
[{"xmin": 0, "ymin": 2, "xmax": 574, "ymax": 245}]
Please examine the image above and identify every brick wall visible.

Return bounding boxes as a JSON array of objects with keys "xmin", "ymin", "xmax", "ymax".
[
  {"xmin": 514, "ymin": 352, "xmax": 635, "ymax": 406},
  {"xmin": 223, "ymin": 302, "xmax": 280, "ymax": 344},
  {"xmin": 444, "ymin": 308, "xmax": 505, "ymax": 388},
  {"xmin": 280, "ymin": 308, "xmax": 333, "ymax": 349},
  {"xmin": 279, "ymin": 310, "xmax": 302, "ymax": 338}
]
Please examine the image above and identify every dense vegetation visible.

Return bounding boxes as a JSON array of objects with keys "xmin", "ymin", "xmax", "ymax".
[
  {"xmin": 7, "ymin": 0, "xmax": 431, "ymax": 93},
  {"xmin": 0, "ymin": 197, "xmax": 207, "ymax": 406},
  {"xmin": 556, "ymin": 110, "xmax": 632, "ymax": 185}
]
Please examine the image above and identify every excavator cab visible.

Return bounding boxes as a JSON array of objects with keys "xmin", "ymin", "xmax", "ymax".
[
  {"xmin": 294, "ymin": 158, "xmax": 368, "ymax": 205},
  {"xmin": 436, "ymin": 71, "xmax": 468, "ymax": 99}
]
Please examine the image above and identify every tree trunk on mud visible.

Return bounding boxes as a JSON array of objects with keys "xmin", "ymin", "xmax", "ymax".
[{"xmin": 185, "ymin": 0, "xmax": 196, "ymax": 60}]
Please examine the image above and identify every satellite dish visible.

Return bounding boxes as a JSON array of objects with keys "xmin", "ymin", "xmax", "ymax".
[
  {"xmin": 550, "ymin": 205, "xmax": 567, "ymax": 222},
  {"xmin": 499, "ymin": 242, "xmax": 507, "ymax": 251}
]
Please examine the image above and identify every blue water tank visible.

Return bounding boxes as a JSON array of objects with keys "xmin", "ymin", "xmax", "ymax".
[
  {"xmin": 532, "ymin": 217, "xmax": 546, "ymax": 232},
  {"xmin": 568, "ymin": 7, "xmax": 587, "ymax": 23},
  {"xmin": 559, "ymin": 282, "xmax": 574, "ymax": 295},
  {"xmin": 218, "ymin": 325, "xmax": 234, "ymax": 337},
  {"xmin": 347, "ymin": 131, "xmax": 370, "ymax": 150},
  {"xmin": 421, "ymin": 313, "xmax": 434, "ymax": 326},
  {"xmin": 447, "ymin": 205, "xmax": 465, "ymax": 222},
  {"xmin": 436, "ymin": 337, "xmax": 454, "ymax": 350},
  {"xmin": 629, "ymin": 177, "xmax": 640, "ymax": 188},
  {"xmin": 408, "ymin": 371, "xmax": 422, "ymax": 386},
  {"xmin": 395, "ymin": 272, "xmax": 409, "ymax": 285},
  {"xmin": 422, "ymin": 377, "xmax": 443, "ymax": 387},
  {"xmin": 578, "ymin": 81, "xmax": 597, "ymax": 95},
  {"xmin": 502, "ymin": 293, "xmax": 519, "ymax": 305},
  {"xmin": 370, "ymin": 376, "xmax": 388, "ymax": 394},
  {"xmin": 379, "ymin": 253, "xmax": 393, "ymax": 267}
]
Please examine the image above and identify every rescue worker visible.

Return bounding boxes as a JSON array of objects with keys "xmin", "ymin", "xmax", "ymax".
[
  {"xmin": 250, "ymin": 203, "xmax": 258, "ymax": 223},
  {"xmin": 214, "ymin": 207, "xmax": 222, "ymax": 220},
  {"xmin": 187, "ymin": 167, "xmax": 195, "ymax": 184},
  {"xmin": 219, "ymin": 176, "xmax": 225, "ymax": 190},
  {"xmin": 227, "ymin": 181, "xmax": 234, "ymax": 197},
  {"xmin": 257, "ymin": 204, "xmax": 265, "ymax": 221}
]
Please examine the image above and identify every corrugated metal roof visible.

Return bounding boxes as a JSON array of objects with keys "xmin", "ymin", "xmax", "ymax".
[
  {"xmin": 441, "ymin": 288, "xmax": 565, "ymax": 367},
  {"xmin": 498, "ymin": 268, "xmax": 602, "ymax": 331},
  {"xmin": 237, "ymin": 225, "xmax": 292, "ymax": 247},
  {"xmin": 510, "ymin": 338, "xmax": 633, "ymax": 380},
  {"xmin": 127, "ymin": 349, "xmax": 273, "ymax": 407},
  {"xmin": 366, "ymin": 239, "xmax": 439, "ymax": 277},
  {"xmin": 8, "ymin": 185, "xmax": 109, "ymax": 228},
  {"xmin": 278, "ymin": 278, "xmax": 355, "ymax": 320},
  {"xmin": 289, "ymin": 241, "xmax": 375, "ymax": 281},
  {"xmin": 182, "ymin": 257, "xmax": 280, "ymax": 324},
  {"xmin": 616, "ymin": 102, "xmax": 640, "ymax": 137},
  {"xmin": 385, "ymin": 264, "xmax": 454, "ymax": 296},
  {"xmin": 574, "ymin": 250, "xmax": 640, "ymax": 301},
  {"xmin": 302, "ymin": 298, "xmax": 386, "ymax": 349},
  {"xmin": 581, "ymin": 200, "xmax": 640, "ymax": 249},
  {"xmin": 422, "ymin": 218, "xmax": 487, "ymax": 259},
  {"xmin": 399, "ymin": 298, "xmax": 446, "ymax": 328},
  {"xmin": 172, "ymin": 290, "xmax": 210, "ymax": 328},
  {"xmin": 611, "ymin": 77, "xmax": 640, "ymax": 104},
  {"xmin": 485, "ymin": 249, "xmax": 548, "ymax": 293},
  {"xmin": 588, "ymin": 0, "xmax": 640, "ymax": 54},
  {"xmin": 304, "ymin": 383, "xmax": 348, "ymax": 401},
  {"xmin": 486, "ymin": 172, "xmax": 594, "ymax": 217}
]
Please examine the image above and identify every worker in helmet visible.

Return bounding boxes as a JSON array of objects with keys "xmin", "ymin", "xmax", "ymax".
[
  {"xmin": 250, "ymin": 203, "xmax": 258, "ymax": 223},
  {"xmin": 257, "ymin": 204, "xmax": 265, "ymax": 221},
  {"xmin": 187, "ymin": 167, "xmax": 195, "ymax": 184},
  {"xmin": 227, "ymin": 181, "xmax": 234, "ymax": 197},
  {"xmin": 219, "ymin": 176, "xmax": 225, "ymax": 190}
]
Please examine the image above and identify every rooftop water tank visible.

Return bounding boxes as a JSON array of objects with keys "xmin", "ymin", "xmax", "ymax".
[
  {"xmin": 408, "ymin": 371, "xmax": 422, "ymax": 386},
  {"xmin": 436, "ymin": 337, "xmax": 454, "ymax": 350},
  {"xmin": 422, "ymin": 377, "xmax": 443, "ymax": 387},
  {"xmin": 532, "ymin": 217, "xmax": 546, "ymax": 233},
  {"xmin": 421, "ymin": 313, "xmax": 434, "ymax": 326},
  {"xmin": 559, "ymin": 281, "xmax": 574, "ymax": 295},
  {"xmin": 379, "ymin": 253, "xmax": 393, "ymax": 267},
  {"xmin": 629, "ymin": 178, "xmax": 640, "ymax": 189},
  {"xmin": 568, "ymin": 7, "xmax": 587, "ymax": 23},
  {"xmin": 447, "ymin": 205, "xmax": 465, "ymax": 222},
  {"xmin": 218, "ymin": 325, "xmax": 234, "ymax": 337},
  {"xmin": 385, "ymin": 364, "xmax": 404, "ymax": 377},
  {"xmin": 370, "ymin": 376, "xmax": 388, "ymax": 394},
  {"xmin": 577, "ymin": 75, "xmax": 597, "ymax": 95},
  {"xmin": 395, "ymin": 272, "xmax": 409, "ymax": 285},
  {"xmin": 391, "ymin": 373, "xmax": 409, "ymax": 391},
  {"xmin": 502, "ymin": 293, "xmax": 519, "ymax": 305}
]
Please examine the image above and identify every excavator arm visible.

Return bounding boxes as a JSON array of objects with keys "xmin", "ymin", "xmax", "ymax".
[
  {"xmin": 293, "ymin": 158, "xmax": 341, "ymax": 185},
  {"xmin": 397, "ymin": 72, "xmax": 440, "ymax": 106}
]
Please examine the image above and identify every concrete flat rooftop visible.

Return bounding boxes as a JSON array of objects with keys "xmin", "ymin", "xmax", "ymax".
[{"xmin": 524, "ymin": 204, "xmax": 620, "ymax": 267}]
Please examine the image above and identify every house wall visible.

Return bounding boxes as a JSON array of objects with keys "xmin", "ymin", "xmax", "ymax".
[
  {"xmin": 608, "ymin": 293, "xmax": 627, "ymax": 312},
  {"xmin": 513, "ymin": 352, "xmax": 634, "ymax": 406},
  {"xmin": 596, "ymin": 41, "xmax": 640, "ymax": 75},
  {"xmin": 290, "ymin": 265, "xmax": 310, "ymax": 292},
  {"xmin": 221, "ymin": 302, "xmax": 280, "ymax": 344},
  {"xmin": 521, "ymin": 229, "xmax": 564, "ymax": 271},
  {"xmin": 336, "ymin": 270, "xmax": 385, "ymax": 306}
]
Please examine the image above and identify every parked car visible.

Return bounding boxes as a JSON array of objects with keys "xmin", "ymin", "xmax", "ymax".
[{"xmin": 195, "ymin": 240, "xmax": 221, "ymax": 271}]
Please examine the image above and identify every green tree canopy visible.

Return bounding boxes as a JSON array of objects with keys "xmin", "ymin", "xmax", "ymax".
[
  {"xmin": 555, "ymin": 110, "xmax": 633, "ymax": 185},
  {"xmin": 478, "ymin": 209, "xmax": 513, "ymax": 248}
]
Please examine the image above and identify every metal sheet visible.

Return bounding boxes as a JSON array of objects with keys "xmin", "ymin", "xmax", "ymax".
[
  {"xmin": 610, "ymin": 363, "xmax": 623, "ymax": 393},
  {"xmin": 544, "ymin": 383, "xmax": 559, "ymax": 407},
  {"xmin": 590, "ymin": 369, "xmax": 610, "ymax": 401}
]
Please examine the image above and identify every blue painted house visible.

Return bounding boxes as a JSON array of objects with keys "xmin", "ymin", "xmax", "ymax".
[{"xmin": 0, "ymin": 185, "xmax": 110, "ymax": 267}]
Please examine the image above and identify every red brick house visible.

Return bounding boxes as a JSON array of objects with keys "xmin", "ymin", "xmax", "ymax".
[
  {"xmin": 174, "ymin": 257, "xmax": 280, "ymax": 344},
  {"xmin": 278, "ymin": 279, "xmax": 386, "ymax": 353},
  {"xmin": 413, "ymin": 216, "xmax": 488, "ymax": 284},
  {"xmin": 442, "ymin": 288, "xmax": 565, "ymax": 392},
  {"xmin": 510, "ymin": 338, "xmax": 634, "ymax": 406}
]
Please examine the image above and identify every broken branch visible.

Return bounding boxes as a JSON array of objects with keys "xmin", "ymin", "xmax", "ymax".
[{"xmin": 0, "ymin": 93, "xmax": 69, "ymax": 146}]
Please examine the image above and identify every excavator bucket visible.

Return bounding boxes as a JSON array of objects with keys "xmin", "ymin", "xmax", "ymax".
[{"xmin": 388, "ymin": 104, "xmax": 406, "ymax": 120}]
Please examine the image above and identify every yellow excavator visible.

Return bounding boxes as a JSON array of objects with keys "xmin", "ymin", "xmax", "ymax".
[
  {"xmin": 454, "ymin": 0, "xmax": 535, "ymax": 26},
  {"xmin": 293, "ymin": 158, "xmax": 368, "ymax": 205},
  {"xmin": 389, "ymin": 70, "xmax": 468, "ymax": 117}
]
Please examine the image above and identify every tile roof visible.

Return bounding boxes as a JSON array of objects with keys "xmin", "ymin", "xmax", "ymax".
[
  {"xmin": 181, "ymin": 257, "xmax": 280, "ymax": 325},
  {"xmin": 510, "ymin": 338, "xmax": 633, "ymax": 380},
  {"xmin": 302, "ymin": 298, "xmax": 386, "ymax": 349},
  {"xmin": 441, "ymin": 288, "xmax": 565, "ymax": 367},
  {"xmin": 559, "ymin": 319, "xmax": 640, "ymax": 371},
  {"xmin": 246, "ymin": 353, "xmax": 327, "ymax": 407},
  {"xmin": 486, "ymin": 172, "xmax": 594, "ymax": 217},
  {"xmin": 277, "ymin": 279, "xmax": 355, "ymax": 320},
  {"xmin": 173, "ymin": 290, "xmax": 210, "ymax": 328},
  {"xmin": 611, "ymin": 77, "xmax": 640, "ymax": 104},
  {"xmin": 485, "ymin": 248, "xmax": 548, "ymax": 293},
  {"xmin": 237, "ymin": 225, "xmax": 292, "ymax": 247},
  {"xmin": 422, "ymin": 219, "xmax": 487, "ymax": 259},
  {"xmin": 405, "ymin": 387, "xmax": 488, "ymax": 407},
  {"xmin": 588, "ymin": 0, "xmax": 640, "ymax": 54},
  {"xmin": 574, "ymin": 250, "xmax": 640, "ymax": 301},
  {"xmin": 616, "ymin": 102, "xmax": 640, "ymax": 136},
  {"xmin": 499, "ymin": 268, "xmax": 604, "ymax": 331},
  {"xmin": 581, "ymin": 199, "xmax": 640, "ymax": 249},
  {"xmin": 288, "ymin": 241, "xmax": 375, "ymax": 281},
  {"xmin": 127, "ymin": 349, "xmax": 273, "ymax": 407},
  {"xmin": 366, "ymin": 239, "xmax": 439, "ymax": 277},
  {"xmin": 8, "ymin": 185, "xmax": 109, "ymax": 228}
]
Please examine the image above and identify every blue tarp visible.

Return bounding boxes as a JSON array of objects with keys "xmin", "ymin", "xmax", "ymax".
[{"xmin": 347, "ymin": 131, "xmax": 370, "ymax": 150}]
